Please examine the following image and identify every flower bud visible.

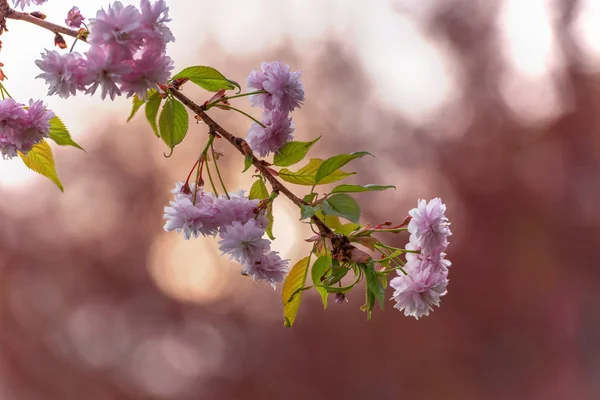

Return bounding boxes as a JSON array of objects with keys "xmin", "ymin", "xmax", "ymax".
[
  {"xmin": 335, "ymin": 293, "xmax": 346, "ymax": 304},
  {"xmin": 349, "ymin": 248, "xmax": 371, "ymax": 264},
  {"xmin": 54, "ymin": 33, "xmax": 67, "ymax": 49}
]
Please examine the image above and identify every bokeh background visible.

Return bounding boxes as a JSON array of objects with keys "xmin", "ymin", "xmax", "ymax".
[{"xmin": 2, "ymin": 0, "xmax": 600, "ymax": 399}]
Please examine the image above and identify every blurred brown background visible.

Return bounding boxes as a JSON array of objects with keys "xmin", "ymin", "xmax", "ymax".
[{"xmin": 2, "ymin": 0, "xmax": 600, "ymax": 399}]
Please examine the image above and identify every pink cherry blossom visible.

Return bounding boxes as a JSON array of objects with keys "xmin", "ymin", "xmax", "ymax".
[
  {"xmin": 215, "ymin": 191, "xmax": 262, "ymax": 227},
  {"xmin": 88, "ymin": 1, "xmax": 145, "ymax": 58},
  {"xmin": 242, "ymin": 251, "xmax": 289, "ymax": 288},
  {"xmin": 119, "ymin": 48, "xmax": 173, "ymax": 99},
  {"xmin": 408, "ymin": 198, "xmax": 452, "ymax": 255},
  {"xmin": 163, "ymin": 184, "xmax": 220, "ymax": 239},
  {"xmin": 246, "ymin": 110, "xmax": 294, "ymax": 157},
  {"xmin": 35, "ymin": 50, "xmax": 86, "ymax": 99},
  {"xmin": 390, "ymin": 266, "xmax": 448, "ymax": 319},
  {"xmin": 140, "ymin": 0, "xmax": 175, "ymax": 50},
  {"xmin": 218, "ymin": 219, "xmax": 271, "ymax": 264},
  {"xmin": 65, "ymin": 6, "xmax": 85, "ymax": 28},
  {"xmin": 12, "ymin": 0, "xmax": 46, "ymax": 10},
  {"xmin": 0, "ymin": 99, "xmax": 53, "ymax": 159},
  {"xmin": 82, "ymin": 46, "xmax": 131, "ymax": 100},
  {"xmin": 247, "ymin": 61, "xmax": 304, "ymax": 113}
]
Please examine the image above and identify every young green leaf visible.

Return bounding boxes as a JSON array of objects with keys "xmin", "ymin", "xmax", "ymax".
[
  {"xmin": 159, "ymin": 98, "xmax": 189, "ymax": 149},
  {"xmin": 47, "ymin": 115, "xmax": 83, "ymax": 150},
  {"xmin": 145, "ymin": 91, "xmax": 162, "ymax": 137},
  {"xmin": 278, "ymin": 158, "xmax": 355, "ymax": 186},
  {"xmin": 249, "ymin": 178, "xmax": 269, "ymax": 200},
  {"xmin": 128, "ymin": 93, "xmax": 147, "ymax": 122},
  {"xmin": 300, "ymin": 204, "xmax": 320, "ymax": 220},
  {"xmin": 273, "ymin": 136, "xmax": 321, "ymax": 167},
  {"xmin": 282, "ymin": 256, "xmax": 311, "ymax": 327},
  {"xmin": 242, "ymin": 154, "xmax": 253, "ymax": 172},
  {"xmin": 315, "ymin": 210, "xmax": 342, "ymax": 230},
  {"xmin": 311, "ymin": 255, "xmax": 332, "ymax": 308},
  {"xmin": 18, "ymin": 140, "xmax": 63, "ymax": 191},
  {"xmin": 303, "ymin": 192, "xmax": 318, "ymax": 204},
  {"xmin": 331, "ymin": 184, "xmax": 395, "ymax": 193},
  {"xmin": 172, "ymin": 66, "xmax": 235, "ymax": 92},
  {"xmin": 364, "ymin": 260, "xmax": 385, "ymax": 312},
  {"xmin": 335, "ymin": 223, "xmax": 361, "ymax": 236},
  {"xmin": 265, "ymin": 205, "xmax": 275, "ymax": 240},
  {"xmin": 321, "ymin": 194, "xmax": 361, "ymax": 224},
  {"xmin": 314, "ymin": 152, "xmax": 373, "ymax": 184}
]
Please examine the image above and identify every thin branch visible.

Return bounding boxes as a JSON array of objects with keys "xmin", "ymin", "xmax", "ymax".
[
  {"xmin": 6, "ymin": 8, "xmax": 84, "ymax": 41},
  {"xmin": 169, "ymin": 86, "xmax": 336, "ymax": 239}
]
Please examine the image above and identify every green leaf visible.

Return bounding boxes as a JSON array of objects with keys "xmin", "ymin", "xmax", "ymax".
[
  {"xmin": 243, "ymin": 154, "xmax": 253, "ymax": 172},
  {"xmin": 47, "ymin": 115, "xmax": 83, "ymax": 150},
  {"xmin": 172, "ymin": 66, "xmax": 235, "ymax": 92},
  {"xmin": 335, "ymin": 223, "xmax": 361, "ymax": 236},
  {"xmin": 315, "ymin": 152, "xmax": 373, "ymax": 184},
  {"xmin": 18, "ymin": 140, "xmax": 63, "ymax": 191},
  {"xmin": 321, "ymin": 194, "xmax": 361, "ymax": 224},
  {"xmin": 265, "ymin": 206, "xmax": 275, "ymax": 240},
  {"xmin": 315, "ymin": 210, "xmax": 342, "ymax": 230},
  {"xmin": 159, "ymin": 98, "xmax": 189, "ymax": 149},
  {"xmin": 127, "ymin": 93, "xmax": 147, "ymax": 122},
  {"xmin": 273, "ymin": 137, "xmax": 320, "ymax": 167},
  {"xmin": 282, "ymin": 256, "xmax": 311, "ymax": 327},
  {"xmin": 363, "ymin": 260, "xmax": 385, "ymax": 320},
  {"xmin": 278, "ymin": 158, "xmax": 355, "ymax": 186},
  {"xmin": 331, "ymin": 184, "xmax": 395, "ymax": 193},
  {"xmin": 145, "ymin": 91, "xmax": 162, "ymax": 137},
  {"xmin": 303, "ymin": 192, "xmax": 317, "ymax": 204},
  {"xmin": 300, "ymin": 204, "xmax": 320, "ymax": 220},
  {"xmin": 249, "ymin": 178, "xmax": 269, "ymax": 200},
  {"xmin": 311, "ymin": 255, "xmax": 332, "ymax": 308}
]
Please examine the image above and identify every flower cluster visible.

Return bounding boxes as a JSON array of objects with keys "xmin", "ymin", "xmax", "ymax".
[
  {"xmin": 35, "ymin": 0, "xmax": 174, "ymax": 100},
  {"xmin": 12, "ymin": 0, "xmax": 47, "ymax": 10},
  {"xmin": 245, "ymin": 62, "xmax": 305, "ymax": 157},
  {"xmin": 0, "ymin": 98, "xmax": 54, "ymax": 159},
  {"xmin": 163, "ymin": 183, "xmax": 289, "ymax": 287},
  {"xmin": 390, "ymin": 198, "xmax": 452, "ymax": 319}
]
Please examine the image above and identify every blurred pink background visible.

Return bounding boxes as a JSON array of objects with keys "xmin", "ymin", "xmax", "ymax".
[{"xmin": 2, "ymin": 0, "xmax": 600, "ymax": 399}]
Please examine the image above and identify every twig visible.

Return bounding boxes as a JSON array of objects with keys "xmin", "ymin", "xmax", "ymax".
[
  {"xmin": 6, "ymin": 8, "xmax": 84, "ymax": 41},
  {"xmin": 169, "ymin": 86, "xmax": 337, "ymax": 239}
]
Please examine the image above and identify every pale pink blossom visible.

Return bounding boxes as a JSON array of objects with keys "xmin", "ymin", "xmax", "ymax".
[
  {"xmin": 82, "ymin": 46, "xmax": 131, "ymax": 100},
  {"xmin": 242, "ymin": 251, "xmax": 289, "ymax": 288},
  {"xmin": 215, "ymin": 191, "xmax": 262, "ymax": 227},
  {"xmin": 163, "ymin": 184, "xmax": 220, "ymax": 239},
  {"xmin": 247, "ymin": 61, "xmax": 304, "ymax": 113},
  {"xmin": 65, "ymin": 6, "xmax": 85, "ymax": 28},
  {"xmin": 246, "ymin": 110, "xmax": 294, "ymax": 157},
  {"xmin": 119, "ymin": 48, "xmax": 173, "ymax": 99},
  {"xmin": 408, "ymin": 198, "xmax": 452, "ymax": 255},
  {"xmin": 0, "ymin": 99, "xmax": 53, "ymax": 158},
  {"xmin": 88, "ymin": 1, "xmax": 145, "ymax": 57},
  {"xmin": 35, "ymin": 50, "xmax": 86, "ymax": 98},
  {"xmin": 390, "ymin": 266, "xmax": 448, "ymax": 319},
  {"xmin": 12, "ymin": 0, "xmax": 46, "ymax": 10},
  {"xmin": 140, "ymin": 0, "xmax": 175, "ymax": 50},
  {"xmin": 218, "ymin": 219, "xmax": 271, "ymax": 263}
]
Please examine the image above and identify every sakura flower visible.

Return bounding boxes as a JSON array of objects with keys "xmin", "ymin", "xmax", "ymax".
[
  {"xmin": 12, "ymin": 0, "xmax": 46, "ymax": 10},
  {"xmin": 390, "ymin": 266, "xmax": 448, "ymax": 319},
  {"xmin": 0, "ymin": 98, "xmax": 27, "ymax": 134},
  {"xmin": 0, "ymin": 137, "xmax": 17, "ymax": 159},
  {"xmin": 88, "ymin": 1, "xmax": 145, "ymax": 57},
  {"xmin": 82, "ymin": 46, "xmax": 131, "ymax": 100},
  {"xmin": 242, "ymin": 251, "xmax": 289, "ymax": 288},
  {"xmin": 215, "ymin": 191, "xmax": 262, "ymax": 227},
  {"xmin": 35, "ymin": 50, "xmax": 86, "ymax": 98},
  {"xmin": 65, "ymin": 6, "xmax": 85, "ymax": 28},
  {"xmin": 119, "ymin": 48, "xmax": 173, "ymax": 99},
  {"xmin": 163, "ymin": 185, "xmax": 219, "ymax": 239},
  {"xmin": 247, "ymin": 61, "xmax": 304, "ymax": 113},
  {"xmin": 16, "ymin": 100, "xmax": 54, "ymax": 154},
  {"xmin": 140, "ymin": 0, "xmax": 175, "ymax": 50},
  {"xmin": 408, "ymin": 198, "xmax": 452, "ymax": 255},
  {"xmin": 218, "ymin": 219, "xmax": 271, "ymax": 264},
  {"xmin": 246, "ymin": 110, "xmax": 294, "ymax": 157}
]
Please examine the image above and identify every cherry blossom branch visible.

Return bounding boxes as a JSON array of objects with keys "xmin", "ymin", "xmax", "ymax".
[
  {"xmin": 5, "ymin": 7, "xmax": 85, "ymax": 41},
  {"xmin": 169, "ymin": 86, "xmax": 337, "ymax": 239}
]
